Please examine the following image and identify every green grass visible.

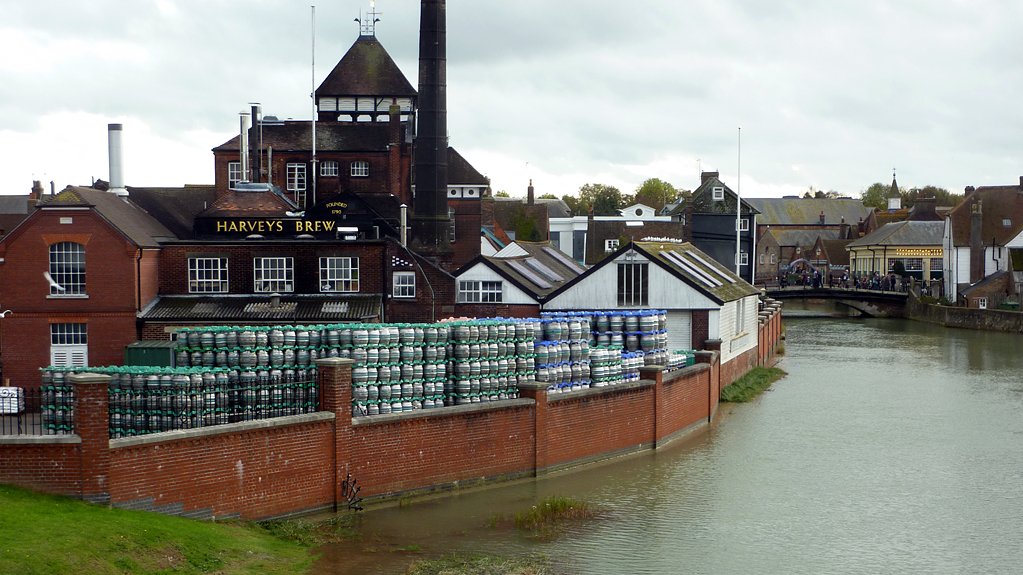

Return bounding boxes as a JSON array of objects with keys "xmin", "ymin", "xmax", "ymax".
[
  {"xmin": 720, "ymin": 366, "xmax": 786, "ymax": 403},
  {"xmin": 513, "ymin": 496, "xmax": 593, "ymax": 540},
  {"xmin": 404, "ymin": 553, "xmax": 555, "ymax": 575},
  {"xmin": 0, "ymin": 484, "xmax": 313, "ymax": 575}
]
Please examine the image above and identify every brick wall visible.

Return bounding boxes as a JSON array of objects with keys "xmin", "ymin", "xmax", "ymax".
[{"xmin": 0, "ymin": 319, "xmax": 787, "ymax": 519}]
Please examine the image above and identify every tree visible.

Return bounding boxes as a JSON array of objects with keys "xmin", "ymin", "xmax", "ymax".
[
  {"xmin": 538, "ymin": 193, "xmax": 558, "ymax": 200},
  {"xmin": 859, "ymin": 182, "xmax": 892, "ymax": 210},
  {"xmin": 578, "ymin": 183, "xmax": 624, "ymax": 216},
  {"xmin": 633, "ymin": 178, "xmax": 678, "ymax": 212},
  {"xmin": 904, "ymin": 185, "xmax": 964, "ymax": 209},
  {"xmin": 494, "ymin": 190, "xmax": 510, "ymax": 198}
]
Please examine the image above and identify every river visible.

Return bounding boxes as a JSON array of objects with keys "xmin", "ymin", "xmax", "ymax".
[{"xmin": 311, "ymin": 318, "xmax": 1023, "ymax": 574}]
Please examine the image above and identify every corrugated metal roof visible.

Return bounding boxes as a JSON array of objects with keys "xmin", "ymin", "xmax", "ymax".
[{"xmin": 140, "ymin": 294, "xmax": 382, "ymax": 323}]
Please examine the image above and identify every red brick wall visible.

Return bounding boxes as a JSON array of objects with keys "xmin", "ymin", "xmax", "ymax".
[
  {"xmin": 0, "ymin": 210, "xmax": 145, "ymax": 387},
  {"xmin": 347, "ymin": 406, "xmax": 536, "ymax": 497},
  {"xmin": 661, "ymin": 366, "xmax": 714, "ymax": 436},
  {"xmin": 0, "ymin": 443, "xmax": 82, "ymax": 497},
  {"xmin": 109, "ymin": 420, "xmax": 336, "ymax": 520},
  {"xmin": 544, "ymin": 387, "xmax": 655, "ymax": 467},
  {"xmin": 692, "ymin": 309, "xmax": 710, "ymax": 349}
]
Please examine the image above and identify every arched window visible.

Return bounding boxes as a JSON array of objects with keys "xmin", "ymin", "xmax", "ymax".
[{"xmin": 49, "ymin": 242, "xmax": 85, "ymax": 295}]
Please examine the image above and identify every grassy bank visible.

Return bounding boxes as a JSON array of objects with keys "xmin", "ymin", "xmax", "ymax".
[
  {"xmin": 720, "ymin": 366, "xmax": 786, "ymax": 403},
  {"xmin": 0, "ymin": 485, "xmax": 313, "ymax": 575},
  {"xmin": 405, "ymin": 554, "xmax": 555, "ymax": 575}
]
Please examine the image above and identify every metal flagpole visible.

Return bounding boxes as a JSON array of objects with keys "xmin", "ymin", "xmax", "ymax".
[{"xmin": 310, "ymin": 6, "xmax": 317, "ymax": 209}]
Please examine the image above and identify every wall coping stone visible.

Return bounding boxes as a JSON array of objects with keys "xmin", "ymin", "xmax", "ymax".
[
  {"xmin": 111, "ymin": 412, "xmax": 335, "ymax": 449},
  {"xmin": 661, "ymin": 362, "xmax": 711, "ymax": 383},
  {"xmin": 352, "ymin": 398, "xmax": 534, "ymax": 426},
  {"xmin": 547, "ymin": 379, "xmax": 654, "ymax": 403},
  {"xmin": 0, "ymin": 435, "xmax": 82, "ymax": 445},
  {"xmin": 315, "ymin": 357, "xmax": 355, "ymax": 368}
]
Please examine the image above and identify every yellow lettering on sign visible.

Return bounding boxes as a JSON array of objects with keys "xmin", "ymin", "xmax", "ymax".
[
  {"xmin": 322, "ymin": 221, "xmax": 336, "ymax": 231},
  {"xmin": 217, "ymin": 221, "xmax": 228, "ymax": 232}
]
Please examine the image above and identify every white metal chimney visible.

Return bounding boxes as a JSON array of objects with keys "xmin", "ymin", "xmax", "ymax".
[
  {"xmin": 239, "ymin": 112, "xmax": 251, "ymax": 186},
  {"xmin": 107, "ymin": 123, "xmax": 128, "ymax": 196}
]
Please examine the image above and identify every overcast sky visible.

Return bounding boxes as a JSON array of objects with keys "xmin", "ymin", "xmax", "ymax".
[{"xmin": 2, "ymin": 0, "xmax": 1022, "ymax": 200}]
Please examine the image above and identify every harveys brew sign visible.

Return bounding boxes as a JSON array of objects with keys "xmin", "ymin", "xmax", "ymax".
[{"xmin": 213, "ymin": 219, "xmax": 341, "ymax": 234}]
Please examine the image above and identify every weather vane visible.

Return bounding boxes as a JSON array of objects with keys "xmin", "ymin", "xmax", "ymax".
[{"xmin": 355, "ymin": 1, "xmax": 381, "ymax": 37}]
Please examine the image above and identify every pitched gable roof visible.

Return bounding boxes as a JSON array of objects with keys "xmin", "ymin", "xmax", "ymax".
[
  {"xmin": 39, "ymin": 187, "xmax": 175, "ymax": 247},
  {"xmin": 847, "ymin": 220, "xmax": 944, "ymax": 248},
  {"xmin": 456, "ymin": 241, "xmax": 586, "ymax": 299},
  {"xmin": 447, "ymin": 147, "xmax": 489, "ymax": 186},
  {"xmin": 947, "ymin": 184, "xmax": 1023, "ymax": 247},
  {"xmin": 746, "ymin": 197, "xmax": 871, "ymax": 226},
  {"xmin": 315, "ymin": 36, "xmax": 416, "ymax": 99},
  {"xmin": 689, "ymin": 175, "xmax": 758, "ymax": 215}
]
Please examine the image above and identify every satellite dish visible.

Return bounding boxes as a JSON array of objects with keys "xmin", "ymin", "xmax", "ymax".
[{"xmin": 44, "ymin": 271, "xmax": 66, "ymax": 292}]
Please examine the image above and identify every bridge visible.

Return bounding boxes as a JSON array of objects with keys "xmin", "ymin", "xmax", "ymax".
[{"xmin": 764, "ymin": 286, "xmax": 909, "ymax": 318}]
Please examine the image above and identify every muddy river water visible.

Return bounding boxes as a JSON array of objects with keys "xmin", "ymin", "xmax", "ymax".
[{"xmin": 310, "ymin": 318, "xmax": 1023, "ymax": 574}]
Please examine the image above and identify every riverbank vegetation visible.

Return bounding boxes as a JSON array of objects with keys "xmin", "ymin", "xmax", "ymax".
[
  {"xmin": 720, "ymin": 366, "xmax": 786, "ymax": 402},
  {"xmin": 0, "ymin": 484, "xmax": 312, "ymax": 575},
  {"xmin": 404, "ymin": 553, "xmax": 555, "ymax": 575}
]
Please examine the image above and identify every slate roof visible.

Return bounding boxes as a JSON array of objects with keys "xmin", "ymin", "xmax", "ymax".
[
  {"xmin": 128, "ymin": 186, "xmax": 217, "ymax": 239},
  {"xmin": 960, "ymin": 270, "xmax": 1011, "ymax": 297},
  {"xmin": 314, "ymin": 36, "xmax": 416, "ymax": 99},
  {"xmin": 770, "ymin": 229, "xmax": 841, "ymax": 248},
  {"xmin": 494, "ymin": 197, "xmax": 572, "ymax": 218},
  {"xmin": 455, "ymin": 241, "xmax": 586, "ymax": 300},
  {"xmin": 140, "ymin": 294, "xmax": 382, "ymax": 323},
  {"xmin": 0, "ymin": 195, "xmax": 30, "ymax": 214},
  {"xmin": 822, "ymin": 240, "xmax": 852, "ymax": 266},
  {"xmin": 447, "ymin": 147, "xmax": 489, "ymax": 186},
  {"xmin": 38, "ymin": 187, "xmax": 176, "ymax": 248},
  {"xmin": 746, "ymin": 197, "xmax": 871, "ymax": 226},
  {"xmin": 637, "ymin": 241, "xmax": 760, "ymax": 303},
  {"xmin": 213, "ymin": 122, "xmax": 392, "ymax": 153},
  {"xmin": 689, "ymin": 174, "xmax": 759, "ymax": 215},
  {"xmin": 846, "ymin": 220, "xmax": 945, "ymax": 248},
  {"xmin": 947, "ymin": 184, "xmax": 1023, "ymax": 247},
  {"xmin": 197, "ymin": 185, "xmax": 298, "ymax": 218}
]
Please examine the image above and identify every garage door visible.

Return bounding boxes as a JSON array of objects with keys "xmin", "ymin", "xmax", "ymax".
[{"xmin": 665, "ymin": 310, "xmax": 692, "ymax": 351}]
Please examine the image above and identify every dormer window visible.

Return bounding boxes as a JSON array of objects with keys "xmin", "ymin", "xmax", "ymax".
[
  {"xmin": 712, "ymin": 187, "xmax": 724, "ymax": 201},
  {"xmin": 1003, "ymin": 218, "xmax": 1012, "ymax": 227}
]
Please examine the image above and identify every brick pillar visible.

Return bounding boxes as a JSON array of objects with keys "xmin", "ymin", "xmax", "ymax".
[
  {"xmin": 517, "ymin": 380, "xmax": 548, "ymax": 475},
  {"xmin": 694, "ymin": 350, "xmax": 718, "ymax": 422},
  {"xmin": 640, "ymin": 365, "xmax": 665, "ymax": 446},
  {"xmin": 69, "ymin": 372, "xmax": 111, "ymax": 504},
  {"xmin": 315, "ymin": 357, "xmax": 353, "ymax": 512}
]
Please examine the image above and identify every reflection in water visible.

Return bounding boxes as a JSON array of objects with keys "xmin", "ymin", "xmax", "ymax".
[{"xmin": 312, "ymin": 319, "xmax": 1023, "ymax": 574}]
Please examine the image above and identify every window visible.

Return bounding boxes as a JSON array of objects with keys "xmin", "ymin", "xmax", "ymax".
[
  {"xmin": 49, "ymin": 242, "xmax": 85, "ymax": 296},
  {"xmin": 350, "ymin": 161, "xmax": 369, "ymax": 177},
  {"xmin": 617, "ymin": 263, "xmax": 648, "ymax": 307},
  {"xmin": 320, "ymin": 161, "xmax": 339, "ymax": 177},
  {"xmin": 770, "ymin": 253, "xmax": 777, "ymax": 264},
  {"xmin": 930, "ymin": 258, "xmax": 943, "ymax": 271},
  {"xmin": 254, "ymin": 257, "xmax": 294, "ymax": 293},
  {"xmin": 286, "ymin": 163, "xmax": 306, "ymax": 191},
  {"xmin": 736, "ymin": 218, "xmax": 749, "ymax": 231},
  {"xmin": 978, "ymin": 297, "xmax": 987, "ymax": 309},
  {"xmin": 735, "ymin": 251, "xmax": 749, "ymax": 266},
  {"xmin": 605, "ymin": 239, "xmax": 620, "ymax": 253},
  {"xmin": 458, "ymin": 280, "xmax": 502, "ymax": 303},
  {"xmin": 1003, "ymin": 219, "xmax": 1012, "ymax": 227},
  {"xmin": 51, "ymin": 323, "xmax": 87, "ymax": 367},
  {"xmin": 188, "ymin": 257, "xmax": 229, "ymax": 293},
  {"xmin": 228, "ymin": 162, "xmax": 243, "ymax": 187},
  {"xmin": 759, "ymin": 253, "xmax": 765, "ymax": 265},
  {"xmin": 712, "ymin": 187, "xmax": 724, "ymax": 201},
  {"xmin": 319, "ymin": 257, "xmax": 359, "ymax": 292},
  {"xmin": 393, "ymin": 271, "xmax": 415, "ymax": 298}
]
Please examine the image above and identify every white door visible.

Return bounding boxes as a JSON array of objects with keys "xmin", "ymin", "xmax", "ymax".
[{"xmin": 665, "ymin": 310, "xmax": 692, "ymax": 351}]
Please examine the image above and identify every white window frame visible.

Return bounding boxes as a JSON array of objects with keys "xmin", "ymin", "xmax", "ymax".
[
  {"xmin": 253, "ymin": 257, "xmax": 294, "ymax": 293},
  {"xmin": 617, "ymin": 263, "xmax": 648, "ymax": 307},
  {"xmin": 712, "ymin": 187, "xmax": 724, "ymax": 201},
  {"xmin": 759, "ymin": 253, "xmax": 765, "ymax": 265},
  {"xmin": 350, "ymin": 161, "xmax": 370, "ymax": 177},
  {"xmin": 735, "ymin": 251, "xmax": 750, "ymax": 266},
  {"xmin": 51, "ymin": 323, "xmax": 87, "ymax": 367},
  {"xmin": 319, "ymin": 257, "xmax": 359, "ymax": 293},
  {"xmin": 978, "ymin": 297, "xmax": 987, "ymax": 309},
  {"xmin": 286, "ymin": 163, "xmax": 306, "ymax": 191},
  {"xmin": 771, "ymin": 253, "xmax": 777, "ymax": 265},
  {"xmin": 736, "ymin": 218, "xmax": 749, "ymax": 231},
  {"xmin": 228, "ymin": 162, "xmax": 243, "ymax": 187},
  {"xmin": 320, "ymin": 160, "xmax": 339, "ymax": 177},
  {"xmin": 393, "ymin": 271, "xmax": 416, "ymax": 298},
  {"xmin": 605, "ymin": 239, "xmax": 620, "ymax": 253},
  {"xmin": 458, "ymin": 280, "xmax": 502, "ymax": 303},
  {"xmin": 188, "ymin": 257, "xmax": 229, "ymax": 293},
  {"xmin": 49, "ymin": 242, "xmax": 85, "ymax": 296}
]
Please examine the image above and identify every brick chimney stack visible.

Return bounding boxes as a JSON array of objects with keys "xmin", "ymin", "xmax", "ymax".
[
  {"xmin": 701, "ymin": 171, "xmax": 719, "ymax": 185},
  {"xmin": 970, "ymin": 200, "xmax": 984, "ymax": 284},
  {"xmin": 527, "ymin": 179, "xmax": 534, "ymax": 206},
  {"xmin": 819, "ymin": 211, "xmax": 825, "ymax": 225}
]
